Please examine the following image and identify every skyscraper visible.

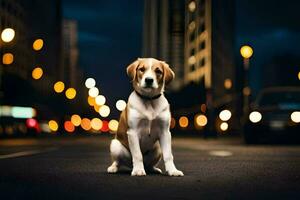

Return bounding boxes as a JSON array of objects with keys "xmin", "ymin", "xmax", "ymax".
[
  {"xmin": 143, "ymin": 0, "xmax": 185, "ymax": 91},
  {"xmin": 185, "ymin": 0, "xmax": 235, "ymax": 101}
]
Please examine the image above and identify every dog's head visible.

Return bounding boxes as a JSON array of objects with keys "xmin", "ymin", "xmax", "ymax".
[{"xmin": 127, "ymin": 58, "xmax": 175, "ymax": 98}]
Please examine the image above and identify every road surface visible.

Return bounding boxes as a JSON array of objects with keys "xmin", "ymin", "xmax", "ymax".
[{"xmin": 0, "ymin": 135, "xmax": 299, "ymax": 199}]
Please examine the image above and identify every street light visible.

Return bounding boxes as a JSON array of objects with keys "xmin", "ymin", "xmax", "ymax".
[
  {"xmin": 240, "ymin": 45, "xmax": 253, "ymax": 113},
  {"xmin": 1, "ymin": 28, "xmax": 15, "ymax": 43}
]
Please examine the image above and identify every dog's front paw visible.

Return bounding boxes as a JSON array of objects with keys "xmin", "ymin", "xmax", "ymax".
[
  {"xmin": 107, "ymin": 165, "xmax": 118, "ymax": 174},
  {"xmin": 167, "ymin": 169, "xmax": 184, "ymax": 177},
  {"xmin": 131, "ymin": 168, "xmax": 146, "ymax": 176}
]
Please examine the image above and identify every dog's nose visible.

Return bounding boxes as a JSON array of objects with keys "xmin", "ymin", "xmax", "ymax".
[{"xmin": 145, "ymin": 77, "xmax": 154, "ymax": 85}]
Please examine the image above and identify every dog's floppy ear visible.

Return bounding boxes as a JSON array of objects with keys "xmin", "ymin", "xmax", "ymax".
[
  {"xmin": 161, "ymin": 61, "xmax": 175, "ymax": 85},
  {"xmin": 126, "ymin": 59, "xmax": 140, "ymax": 81}
]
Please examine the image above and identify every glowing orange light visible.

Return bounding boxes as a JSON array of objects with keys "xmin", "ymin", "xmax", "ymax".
[
  {"xmin": 2, "ymin": 53, "xmax": 14, "ymax": 65},
  {"xmin": 32, "ymin": 67, "xmax": 43, "ymax": 80},
  {"xmin": 48, "ymin": 120, "xmax": 59, "ymax": 132},
  {"xmin": 179, "ymin": 116, "xmax": 189, "ymax": 128},
  {"xmin": 33, "ymin": 39, "xmax": 44, "ymax": 51},
  {"xmin": 224, "ymin": 79, "xmax": 232, "ymax": 89},
  {"xmin": 94, "ymin": 104, "xmax": 101, "ymax": 112},
  {"xmin": 91, "ymin": 118, "xmax": 103, "ymax": 130},
  {"xmin": 54, "ymin": 81, "xmax": 65, "ymax": 93},
  {"xmin": 64, "ymin": 121, "xmax": 75, "ymax": 133},
  {"xmin": 194, "ymin": 114, "xmax": 207, "ymax": 127},
  {"xmin": 81, "ymin": 118, "xmax": 91, "ymax": 131},
  {"xmin": 71, "ymin": 114, "xmax": 81, "ymax": 126},
  {"xmin": 88, "ymin": 96, "xmax": 95, "ymax": 106},
  {"xmin": 65, "ymin": 88, "xmax": 76, "ymax": 99}
]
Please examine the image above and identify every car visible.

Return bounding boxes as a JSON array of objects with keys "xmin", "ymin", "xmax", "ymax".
[{"xmin": 243, "ymin": 87, "xmax": 300, "ymax": 144}]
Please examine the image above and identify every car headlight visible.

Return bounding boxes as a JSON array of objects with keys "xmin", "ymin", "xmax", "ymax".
[
  {"xmin": 249, "ymin": 111, "xmax": 262, "ymax": 123},
  {"xmin": 291, "ymin": 111, "xmax": 300, "ymax": 123}
]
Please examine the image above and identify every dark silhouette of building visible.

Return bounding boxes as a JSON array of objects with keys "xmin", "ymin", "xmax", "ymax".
[
  {"xmin": 143, "ymin": 0, "xmax": 237, "ymax": 133},
  {"xmin": 143, "ymin": 0, "xmax": 185, "ymax": 91}
]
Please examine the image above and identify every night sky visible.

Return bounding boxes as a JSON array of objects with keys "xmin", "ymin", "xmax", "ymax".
[{"xmin": 62, "ymin": 0, "xmax": 300, "ymax": 102}]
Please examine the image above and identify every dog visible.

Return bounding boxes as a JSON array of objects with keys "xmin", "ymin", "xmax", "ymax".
[{"xmin": 107, "ymin": 58, "xmax": 184, "ymax": 177}]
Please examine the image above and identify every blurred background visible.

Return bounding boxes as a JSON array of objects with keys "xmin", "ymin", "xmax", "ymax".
[{"xmin": 0, "ymin": 0, "xmax": 300, "ymax": 143}]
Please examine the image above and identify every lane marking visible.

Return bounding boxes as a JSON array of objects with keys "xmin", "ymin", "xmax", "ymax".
[
  {"xmin": 209, "ymin": 150, "xmax": 233, "ymax": 157},
  {"xmin": 0, "ymin": 147, "xmax": 58, "ymax": 159}
]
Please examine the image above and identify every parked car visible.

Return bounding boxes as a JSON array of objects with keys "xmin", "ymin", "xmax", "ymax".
[{"xmin": 243, "ymin": 87, "xmax": 300, "ymax": 144}]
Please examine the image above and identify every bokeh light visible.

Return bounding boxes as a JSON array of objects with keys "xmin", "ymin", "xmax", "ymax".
[
  {"xmin": 81, "ymin": 118, "xmax": 91, "ymax": 131},
  {"xmin": 26, "ymin": 118, "xmax": 37, "ymax": 128},
  {"xmin": 32, "ymin": 67, "xmax": 43, "ymax": 80},
  {"xmin": 188, "ymin": 1, "xmax": 196, "ymax": 12},
  {"xmin": 95, "ymin": 95, "xmax": 106, "ymax": 106},
  {"xmin": 220, "ymin": 122, "xmax": 229, "ymax": 132},
  {"xmin": 33, "ymin": 39, "xmax": 44, "ymax": 51},
  {"xmin": 219, "ymin": 110, "xmax": 232, "ymax": 121},
  {"xmin": 88, "ymin": 87, "xmax": 99, "ymax": 97},
  {"xmin": 65, "ymin": 88, "xmax": 76, "ymax": 99},
  {"xmin": 249, "ymin": 111, "xmax": 262, "ymax": 123},
  {"xmin": 179, "ymin": 116, "xmax": 189, "ymax": 128},
  {"xmin": 64, "ymin": 121, "xmax": 75, "ymax": 133},
  {"xmin": 88, "ymin": 96, "xmax": 96, "ymax": 106},
  {"xmin": 91, "ymin": 118, "xmax": 103, "ymax": 130},
  {"xmin": 170, "ymin": 117, "xmax": 176, "ymax": 129},
  {"xmin": 71, "ymin": 114, "xmax": 81, "ymax": 126},
  {"xmin": 200, "ymin": 104, "xmax": 206, "ymax": 113},
  {"xmin": 2, "ymin": 53, "xmax": 14, "ymax": 65},
  {"xmin": 101, "ymin": 120, "xmax": 109, "ymax": 132},
  {"xmin": 240, "ymin": 45, "xmax": 253, "ymax": 59},
  {"xmin": 298, "ymin": 72, "xmax": 300, "ymax": 80},
  {"xmin": 54, "ymin": 81, "xmax": 65, "ymax": 93},
  {"xmin": 48, "ymin": 120, "xmax": 58, "ymax": 132},
  {"xmin": 291, "ymin": 111, "xmax": 300, "ymax": 123},
  {"xmin": 195, "ymin": 114, "xmax": 207, "ymax": 127},
  {"xmin": 94, "ymin": 104, "xmax": 100, "ymax": 112},
  {"xmin": 108, "ymin": 119, "xmax": 119, "ymax": 132},
  {"xmin": 85, "ymin": 78, "xmax": 96, "ymax": 89},
  {"xmin": 116, "ymin": 100, "xmax": 126, "ymax": 111},
  {"xmin": 99, "ymin": 105, "xmax": 110, "ymax": 117},
  {"xmin": 1, "ymin": 28, "xmax": 15, "ymax": 42},
  {"xmin": 224, "ymin": 79, "xmax": 232, "ymax": 89}
]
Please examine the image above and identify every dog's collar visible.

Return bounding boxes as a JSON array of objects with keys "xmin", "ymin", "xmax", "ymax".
[{"xmin": 135, "ymin": 90, "xmax": 162, "ymax": 100}]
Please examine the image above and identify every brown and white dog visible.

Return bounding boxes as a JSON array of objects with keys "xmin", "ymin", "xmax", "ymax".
[{"xmin": 107, "ymin": 58, "xmax": 184, "ymax": 176}]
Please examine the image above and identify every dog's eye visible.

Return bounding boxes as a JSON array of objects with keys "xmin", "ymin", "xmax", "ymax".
[
  {"xmin": 138, "ymin": 68, "xmax": 145, "ymax": 72},
  {"xmin": 155, "ymin": 69, "xmax": 163, "ymax": 75}
]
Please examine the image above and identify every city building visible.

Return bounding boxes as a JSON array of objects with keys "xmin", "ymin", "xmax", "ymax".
[
  {"xmin": 185, "ymin": 0, "xmax": 235, "ymax": 104},
  {"xmin": 143, "ymin": 0, "xmax": 236, "ymax": 132},
  {"xmin": 143, "ymin": 0, "xmax": 185, "ymax": 90},
  {"xmin": 62, "ymin": 19, "xmax": 79, "ymax": 88}
]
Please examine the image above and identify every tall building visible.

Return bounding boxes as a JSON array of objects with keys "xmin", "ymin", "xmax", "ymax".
[
  {"xmin": 0, "ymin": 0, "xmax": 63, "ymax": 105},
  {"xmin": 62, "ymin": 19, "xmax": 79, "ymax": 88},
  {"xmin": 143, "ymin": 0, "xmax": 185, "ymax": 90},
  {"xmin": 185, "ymin": 0, "xmax": 235, "ymax": 102},
  {"xmin": 143, "ymin": 0, "xmax": 236, "ymax": 132},
  {"xmin": 0, "ymin": 0, "xmax": 32, "ymax": 80}
]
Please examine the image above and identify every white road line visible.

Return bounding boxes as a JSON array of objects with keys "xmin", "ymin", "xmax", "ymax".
[{"xmin": 0, "ymin": 147, "xmax": 58, "ymax": 159}]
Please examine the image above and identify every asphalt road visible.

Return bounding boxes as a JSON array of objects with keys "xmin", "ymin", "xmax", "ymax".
[{"xmin": 0, "ymin": 135, "xmax": 299, "ymax": 200}]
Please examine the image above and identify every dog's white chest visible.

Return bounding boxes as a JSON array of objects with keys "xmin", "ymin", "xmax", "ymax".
[{"xmin": 127, "ymin": 92, "xmax": 170, "ymax": 152}]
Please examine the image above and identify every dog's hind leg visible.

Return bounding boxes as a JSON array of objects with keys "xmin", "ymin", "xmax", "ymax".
[{"xmin": 107, "ymin": 139, "xmax": 131, "ymax": 173}]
